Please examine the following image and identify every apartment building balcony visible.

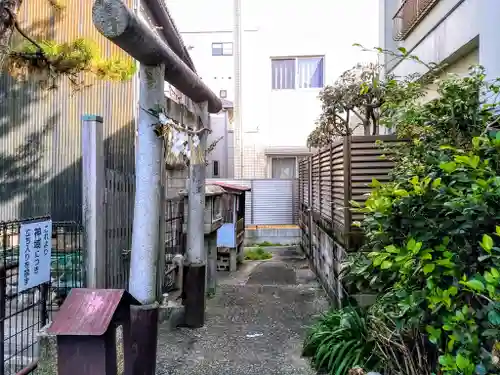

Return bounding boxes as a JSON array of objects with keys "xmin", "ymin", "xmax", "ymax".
[{"xmin": 393, "ymin": 0, "xmax": 440, "ymax": 41}]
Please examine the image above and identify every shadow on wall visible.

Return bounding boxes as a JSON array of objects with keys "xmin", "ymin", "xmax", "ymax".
[
  {"xmin": 0, "ymin": 72, "xmax": 135, "ymax": 222},
  {"xmin": 0, "ymin": 74, "xmax": 59, "ymax": 220},
  {"xmin": 0, "ymin": 12, "xmax": 62, "ymax": 221},
  {"xmin": 19, "ymin": 121, "xmax": 136, "ymax": 222}
]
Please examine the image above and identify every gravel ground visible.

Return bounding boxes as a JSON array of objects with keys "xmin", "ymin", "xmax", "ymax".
[{"xmin": 156, "ymin": 247, "xmax": 329, "ymax": 375}]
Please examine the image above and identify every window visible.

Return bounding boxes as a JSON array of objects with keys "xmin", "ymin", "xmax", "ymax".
[
  {"xmin": 271, "ymin": 56, "xmax": 324, "ymax": 90},
  {"xmin": 213, "ymin": 160, "xmax": 220, "ymax": 177},
  {"xmin": 271, "ymin": 157, "xmax": 296, "ymax": 179},
  {"xmin": 212, "ymin": 42, "xmax": 233, "ymax": 56}
]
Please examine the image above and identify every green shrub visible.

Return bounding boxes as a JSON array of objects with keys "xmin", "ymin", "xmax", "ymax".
[
  {"xmin": 345, "ymin": 66, "xmax": 500, "ymax": 375},
  {"xmin": 302, "ymin": 306, "xmax": 378, "ymax": 375},
  {"xmin": 244, "ymin": 247, "xmax": 272, "ymax": 261}
]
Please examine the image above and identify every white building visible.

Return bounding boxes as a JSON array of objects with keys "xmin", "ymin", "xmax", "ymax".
[
  {"xmin": 167, "ymin": 0, "xmax": 379, "ymax": 179},
  {"xmin": 380, "ymin": 0, "xmax": 500, "ymax": 101}
]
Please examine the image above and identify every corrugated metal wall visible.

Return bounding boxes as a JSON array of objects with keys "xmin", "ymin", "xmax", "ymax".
[
  {"xmin": 0, "ymin": 0, "xmax": 136, "ymax": 222},
  {"xmin": 206, "ymin": 178, "xmax": 298, "ymax": 225}
]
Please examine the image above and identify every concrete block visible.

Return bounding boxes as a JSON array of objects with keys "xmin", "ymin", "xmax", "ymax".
[
  {"xmin": 229, "ymin": 250, "xmax": 237, "ymax": 272},
  {"xmin": 158, "ymin": 300, "xmax": 185, "ymax": 331},
  {"xmin": 244, "ymin": 227, "xmax": 301, "ymax": 246},
  {"xmin": 37, "ymin": 323, "xmax": 57, "ymax": 375}
]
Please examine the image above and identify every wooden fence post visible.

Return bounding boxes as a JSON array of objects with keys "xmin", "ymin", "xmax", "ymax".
[
  {"xmin": 342, "ymin": 136, "xmax": 352, "ymax": 251},
  {"xmin": 308, "ymin": 157, "xmax": 313, "ymax": 258}
]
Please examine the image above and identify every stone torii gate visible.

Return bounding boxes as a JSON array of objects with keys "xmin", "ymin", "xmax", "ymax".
[{"xmin": 92, "ymin": 0, "xmax": 222, "ymax": 372}]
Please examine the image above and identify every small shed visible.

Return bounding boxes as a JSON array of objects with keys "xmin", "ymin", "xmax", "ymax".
[
  {"xmin": 179, "ymin": 184, "xmax": 225, "ymax": 234},
  {"xmin": 212, "ymin": 182, "xmax": 251, "ymax": 271}
]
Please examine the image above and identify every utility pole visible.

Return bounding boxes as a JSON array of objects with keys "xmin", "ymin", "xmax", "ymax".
[{"xmin": 233, "ymin": 0, "xmax": 243, "ymax": 179}]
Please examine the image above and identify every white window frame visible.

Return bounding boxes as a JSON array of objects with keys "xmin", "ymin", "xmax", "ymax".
[
  {"xmin": 212, "ymin": 42, "xmax": 233, "ymax": 56},
  {"xmin": 271, "ymin": 56, "xmax": 325, "ymax": 90}
]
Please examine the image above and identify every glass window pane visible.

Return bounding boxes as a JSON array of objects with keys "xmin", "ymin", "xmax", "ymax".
[
  {"xmin": 212, "ymin": 43, "xmax": 223, "ymax": 56},
  {"xmin": 271, "ymin": 59, "xmax": 295, "ymax": 90},
  {"xmin": 271, "ymin": 157, "xmax": 296, "ymax": 179},
  {"xmin": 297, "ymin": 57, "xmax": 324, "ymax": 88},
  {"xmin": 222, "ymin": 42, "xmax": 233, "ymax": 56}
]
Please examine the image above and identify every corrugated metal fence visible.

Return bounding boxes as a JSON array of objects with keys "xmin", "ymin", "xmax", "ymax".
[
  {"xmin": 206, "ymin": 178, "xmax": 299, "ymax": 225},
  {"xmin": 0, "ymin": 0, "xmax": 136, "ymax": 223}
]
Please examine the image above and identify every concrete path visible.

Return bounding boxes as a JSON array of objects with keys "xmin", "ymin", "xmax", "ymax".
[{"xmin": 156, "ymin": 246, "xmax": 329, "ymax": 375}]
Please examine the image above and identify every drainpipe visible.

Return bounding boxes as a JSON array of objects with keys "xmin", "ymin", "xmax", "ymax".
[
  {"xmin": 224, "ymin": 109, "xmax": 229, "ymax": 178},
  {"xmin": 233, "ymin": 0, "xmax": 243, "ymax": 178}
]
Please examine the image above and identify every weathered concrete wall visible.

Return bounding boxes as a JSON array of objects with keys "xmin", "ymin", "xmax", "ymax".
[
  {"xmin": 166, "ymin": 168, "xmax": 188, "ymax": 198},
  {"xmin": 244, "ymin": 227, "xmax": 300, "ymax": 246},
  {"xmin": 308, "ymin": 221, "xmax": 345, "ymax": 305}
]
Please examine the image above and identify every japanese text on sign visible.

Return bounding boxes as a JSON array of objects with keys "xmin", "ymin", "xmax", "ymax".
[{"xmin": 17, "ymin": 219, "xmax": 52, "ymax": 293}]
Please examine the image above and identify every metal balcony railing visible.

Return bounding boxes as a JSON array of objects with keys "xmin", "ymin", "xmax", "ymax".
[{"xmin": 393, "ymin": 0, "xmax": 440, "ymax": 41}]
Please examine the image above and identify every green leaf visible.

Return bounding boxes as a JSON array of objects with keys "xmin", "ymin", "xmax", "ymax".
[
  {"xmin": 462, "ymin": 279, "xmax": 485, "ymax": 292},
  {"xmin": 398, "ymin": 46, "xmax": 407, "ymax": 55},
  {"xmin": 381, "ymin": 260, "xmax": 393, "ymax": 269},
  {"xmin": 482, "ymin": 328, "xmax": 499, "ymax": 337},
  {"xmin": 393, "ymin": 189, "xmax": 409, "ymax": 197},
  {"xmin": 480, "ymin": 234, "xmax": 493, "ymax": 253},
  {"xmin": 432, "ymin": 178, "xmax": 442, "ymax": 188},
  {"xmin": 421, "ymin": 252, "xmax": 433, "ymax": 260},
  {"xmin": 456, "ymin": 353, "xmax": 470, "ymax": 371},
  {"xmin": 488, "ymin": 309, "xmax": 500, "ymax": 325},
  {"xmin": 484, "ymin": 271, "xmax": 495, "ymax": 283},
  {"xmin": 439, "ymin": 161, "xmax": 457, "ymax": 173},
  {"xmin": 423, "ymin": 263, "xmax": 435, "ymax": 274},
  {"xmin": 472, "ymin": 136, "xmax": 481, "ymax": 149},
  {"xmin": 407, "ymin": 238, "xmax": 417, "ymax": 251},
  {"xmin": 385, "ymin": 244, "xmax": 399, "ymax": 253},
  {"xmin": 439, "ymin": 354, "xmax": 454, "ymax": 366},
  {"xmin": 491, "ymin": 267, "xmax": 499, "ymax": 278},
  {"xmin": 447, "ymin": 337, "xmax": 455, "ymax": 351}
]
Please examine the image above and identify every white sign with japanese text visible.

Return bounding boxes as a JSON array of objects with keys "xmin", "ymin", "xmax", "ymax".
[{"xmin": 17, "ymin": 219, "xmax": 52, "ymax": 293}]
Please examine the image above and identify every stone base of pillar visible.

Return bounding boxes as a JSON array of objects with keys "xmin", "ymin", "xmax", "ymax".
[{"xmin": 182, "ymin": 263, "xmax": 206, "ymax": 328}]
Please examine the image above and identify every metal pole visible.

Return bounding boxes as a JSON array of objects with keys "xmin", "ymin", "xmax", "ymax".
[
  {"xmin": 233, "ymin": 0, "xmax": 243, "ymax": 178},
  {"xmin": 128, "ymin": 64, "xmax": 164, "ymax": 375},
  {"xmin": 183, "ymin": 103, "xmax": 209, "ymax": 328},
  {"xmin": 81, "ymin": 114, "xmax": 106, "ymax": 289}
]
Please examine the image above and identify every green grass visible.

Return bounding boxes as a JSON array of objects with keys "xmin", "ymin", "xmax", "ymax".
[
  {"xmin": 244, "ymin": 247, "xmax": 273, "ymax": 261},
  {"xmin": 248, "ymin": 241, "xmax": 283, "ymax": 247}
]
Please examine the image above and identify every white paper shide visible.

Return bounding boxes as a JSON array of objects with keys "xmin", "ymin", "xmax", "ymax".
[{"xmin": 17, "ymin": 219, "xmax": 52, "ymax": 293}]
